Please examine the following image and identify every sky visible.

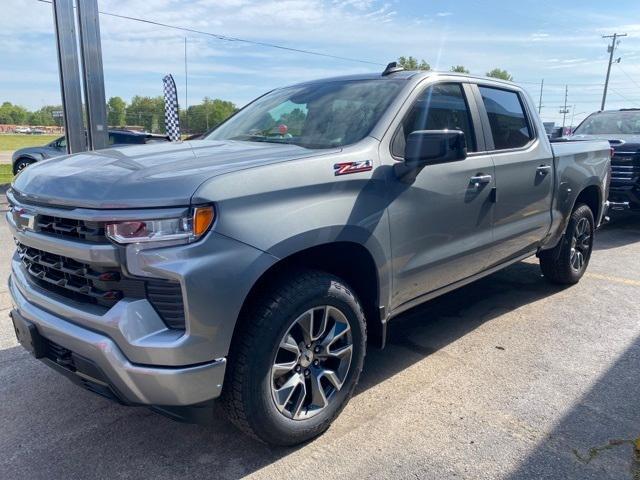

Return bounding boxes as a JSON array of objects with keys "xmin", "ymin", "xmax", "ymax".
[{"xmin": 1, "ymin": 0, "xmax": 639, "ymax": 126}]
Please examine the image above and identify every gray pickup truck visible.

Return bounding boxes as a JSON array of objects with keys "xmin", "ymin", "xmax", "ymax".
[{"xmin": 7, "ymin": 64, "xmax": 610, "ymax": 446}]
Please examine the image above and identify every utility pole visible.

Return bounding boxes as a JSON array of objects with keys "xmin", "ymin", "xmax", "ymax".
[
  {"xmin": 601, "ymin": 33, "xmax": 627, "ymax": 111},
  {"xmin": 570, "ymin": 105, "xmax": 577, "ymax": 130},
  {"xmin": 538, "ymin": 79, "xmax": 544, "ymax": 114},
  {"xmin": 560, "ymin": 85, "xmax": 569, "ymax": 130}
]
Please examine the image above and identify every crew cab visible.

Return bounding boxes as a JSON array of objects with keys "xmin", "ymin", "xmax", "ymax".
[
  {"xmin": 570, "ymin": 108, "xmax": 640, "ymax": 212},
  {"xmin": 7, "ymin": 64, "xmax": 610, "ymax": 446}
]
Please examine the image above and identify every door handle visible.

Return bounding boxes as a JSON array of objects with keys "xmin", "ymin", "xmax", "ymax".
[
  {"xmin": 536, "ymin": 165, "xmax": 552, "ymax": 175},
  {"xmin": 469, "ymin": 174, "xmax": 492, "ymax": 188}
]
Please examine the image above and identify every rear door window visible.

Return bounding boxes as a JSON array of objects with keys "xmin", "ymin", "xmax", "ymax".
[
  {"xmin": 392, "ymin": 83, "xmax": 477, "ymax": 157},
  {"xmin": 478, "ymin": 87, "xmax": 533, "ymax": 150}
]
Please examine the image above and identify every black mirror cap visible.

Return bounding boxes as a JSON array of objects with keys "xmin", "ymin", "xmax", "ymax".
[{"xmin": 404, "ymin": 130, "xmax": 467, "ymax": 167}]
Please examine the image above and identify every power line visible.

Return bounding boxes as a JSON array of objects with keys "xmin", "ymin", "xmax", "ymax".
[
  {"xmin": 36, "ymin": 0, "xmax": 384, "ymax": 66},
  {"xmin": 615, "ymin": 64, "xmax": 640, "ymax": 91},
  {"xmin": 608, "ymin": 86, "xmax": 640, "ymax": 107}
]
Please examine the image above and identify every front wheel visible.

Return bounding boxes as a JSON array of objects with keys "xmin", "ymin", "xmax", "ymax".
[
  {"xmin": 13, "ymin": 158, "xmax": 34, "ymax": 174},
  {"xmin": 539, "ymin": 203, "xmax": 595, "ymax": 284},
  {"xmin": 221, "ymin": 270, "xmax": 366, "ymax": 446}
]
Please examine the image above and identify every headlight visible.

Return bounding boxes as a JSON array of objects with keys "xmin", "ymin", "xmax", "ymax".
[{"xmin": 106, "ymin": 205, "xmax": 215, "ymax": 245}]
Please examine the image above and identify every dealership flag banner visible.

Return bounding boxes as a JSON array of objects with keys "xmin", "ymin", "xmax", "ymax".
[{"xmin": 163, "ymin": 74, "xmax": 181, "ymax": 141}]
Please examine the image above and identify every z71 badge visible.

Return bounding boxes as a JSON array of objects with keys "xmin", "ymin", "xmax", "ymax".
[{"xmin": 333, "ymin": 160, "xmax": 373, "ymax": 176}]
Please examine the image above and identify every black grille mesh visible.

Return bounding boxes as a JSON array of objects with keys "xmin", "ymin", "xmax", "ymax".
[
  {"xmin": 17, "ymin": 243, "xmax": 185, "ymax": 329},
  {"xmin": 35, "ymin": 215, "xmax": 106, "ymax": 243}
]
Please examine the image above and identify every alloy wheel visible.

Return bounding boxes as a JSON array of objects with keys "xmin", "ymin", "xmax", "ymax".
[
  {"xmin": 570, "ymin": 217, "xmax": 591, "ymax": 272},
  {"xmin": 270, "ymin": 305, "xmax": 353, "ymax": 420}
]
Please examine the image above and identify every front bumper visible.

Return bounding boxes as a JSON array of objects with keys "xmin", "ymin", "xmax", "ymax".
[
  {"xmin": 608, "ymin": 186, "xmax": 640, "ymax": 211},
  {"xmin": 9, "ymin": 274, "xmax": 226, "ymax": 406},
  {"xmin": 5, "ymin": 196, "xmax": 279, "ymax": 409}
]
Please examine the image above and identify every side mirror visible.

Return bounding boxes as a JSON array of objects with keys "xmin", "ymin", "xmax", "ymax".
[{"xmin": 404, "ymin": 130, "xmax": 467, "ymax": 168}]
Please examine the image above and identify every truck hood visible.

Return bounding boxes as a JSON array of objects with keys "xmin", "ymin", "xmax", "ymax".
[
  {"xmin": 12, "ymin": 140, "xmax": 334, "ymax": 209},
  {"xmin": 569, "ymin": 133, "xmax": 640, "ymax": 152}
]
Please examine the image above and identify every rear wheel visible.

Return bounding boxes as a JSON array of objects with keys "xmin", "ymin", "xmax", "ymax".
[
  {"xmin": 221, "ymin": 270, "xmax": 366, "ymax": 446},
  {"xmin": 539, "ymin": 203, "xmax": 594, "ymax": 284}
]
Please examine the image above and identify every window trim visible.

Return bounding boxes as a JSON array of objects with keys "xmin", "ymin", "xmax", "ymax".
[
  {"xmin": 389, "ymin": 81, "xmax": 484, "ymax": 161},
  {"xmin": 472, "ymin": 83, "xmax": 538, "ymax": 154}
]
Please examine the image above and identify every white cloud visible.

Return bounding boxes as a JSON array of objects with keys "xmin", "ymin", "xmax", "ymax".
[{"xmin": 1, "ymin": 0, "xmax": 639, "ymax": 122}]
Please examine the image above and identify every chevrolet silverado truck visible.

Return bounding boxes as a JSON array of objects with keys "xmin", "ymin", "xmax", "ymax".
[
  {"xmin": 7, "ymin": 63, "xmax": 610, "ymax": 446},
  {"xmin": 569, "ymin": 108, "xmax": 640, "ymax": 212}
]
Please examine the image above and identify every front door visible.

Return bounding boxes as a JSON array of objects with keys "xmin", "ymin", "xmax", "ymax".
[{"xmin": 385, "ymin": 82, "xmax": 496, "ymax": 310}]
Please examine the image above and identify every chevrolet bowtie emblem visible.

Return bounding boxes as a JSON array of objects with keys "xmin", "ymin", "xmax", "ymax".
[{"xmin": 11, "ymin": 207, "xmax": 36, "ymax": 232}]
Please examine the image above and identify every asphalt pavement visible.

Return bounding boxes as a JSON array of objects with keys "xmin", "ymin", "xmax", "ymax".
[{"xmin": 0, "ymin": 214, "xmax": 639, "ymax": 480}]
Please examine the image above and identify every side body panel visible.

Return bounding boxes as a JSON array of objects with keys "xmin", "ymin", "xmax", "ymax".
[
  {"xmin": 373, "ymin": 79, "xmax": 497, "ymax": 310},
  {"xmin": 470, "ymin": 85, "xmax": 555, "ymax": 265},
  {"xmin": 542, "ymin": 140, "xmax": 611, "ymax": 249},
  {"xmin": 193, "ymin": 137, "xmax": 395, "ymax": 321}
]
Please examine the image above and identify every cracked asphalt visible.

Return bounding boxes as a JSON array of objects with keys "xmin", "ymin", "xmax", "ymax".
[{"xmin": 0, "ymin": 213, "xmax": 639, "ymax": 480}]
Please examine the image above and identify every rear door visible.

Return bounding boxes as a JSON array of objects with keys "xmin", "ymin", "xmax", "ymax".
[
  {"xmin": 385, "ymin": 82, "xmax": 496, "ymax": 309},
  {"xmin": 472, "ymin": 84, "xmax": 554, "ymax": 265}
]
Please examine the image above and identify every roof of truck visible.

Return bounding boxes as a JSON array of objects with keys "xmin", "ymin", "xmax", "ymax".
[{"xmin": 291, "ymin": 68, "xmax": 519, "ymax": 89}]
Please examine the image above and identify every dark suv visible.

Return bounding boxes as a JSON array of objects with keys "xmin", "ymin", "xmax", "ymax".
[
  {"xmin": 570, "ymin": 109, "xmax": 640, "ymax": 212},
  {"xmin": 11, "ymin": 130, "xmax": 169, "ymax": 174}
]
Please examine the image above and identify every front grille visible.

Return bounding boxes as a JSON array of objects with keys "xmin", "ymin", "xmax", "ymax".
[
  {"xmin": 35, "ymin": 214, "xmax": 106, "ymax": 243},
  {"xmin": 18, "ymin": 243, "xmax": 137, "ymax": 308},
  {"xmin": 17, "ymin": 243, "xmax": 185, "ymax": 329},
  {"xmin": 611, "ymin": 154, "xmax": 640, "ymax": 186}
]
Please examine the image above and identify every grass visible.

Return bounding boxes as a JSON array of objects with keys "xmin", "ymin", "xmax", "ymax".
[
  {"xmin": 0, "ymin": 164, "xmax": 13, "ymax": 184},
  {"xmin": 0, "ymin": 134, "xmax": 59, "ymax": 151}
]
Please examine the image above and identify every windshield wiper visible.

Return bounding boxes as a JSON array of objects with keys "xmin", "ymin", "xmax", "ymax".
[{"xmin": 229, "ymin": 134, "xmax": 333, "ymax": 150}]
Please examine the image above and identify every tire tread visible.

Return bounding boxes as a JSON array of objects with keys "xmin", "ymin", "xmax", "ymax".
[{"xmin": 221, "ymin": 269, "xmax": 366, "ymax": 444}]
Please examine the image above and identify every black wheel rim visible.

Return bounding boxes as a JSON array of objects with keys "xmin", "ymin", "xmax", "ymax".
[
  {"xmin": 570, "ymin": 217, "xmax": 591, "ymax": 272},
  {"xmin": 270, "ymin": 305, "xmax": 353, "ymax": 420}
]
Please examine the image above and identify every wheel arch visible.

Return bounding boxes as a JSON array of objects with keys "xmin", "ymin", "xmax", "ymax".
[
  {"xmin": 234, "ymin": 241, "xmax": 385, "ymax": 350},
  {"xmin": 12, "ymin": 155, "xmax": 38, "ymax": 174},
  {"xmin": 541, "ymin": 181, "xmax": 603, "ymax": 253},
  {"xmin": 574, "ymin": 184, "xmax": 602, "ymax": 222}
]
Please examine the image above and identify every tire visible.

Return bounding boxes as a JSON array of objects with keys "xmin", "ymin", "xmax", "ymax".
[
  {"xmin": 14, "ymin": 158, "xmax": 34, "ymax": 174},
  {"xmin": 221, "ymin": 269, "xmax": 367, "ymax": 446},
  {"xmin": 539, "ymin": 203, "xmax": 595, "ymax": 285}
]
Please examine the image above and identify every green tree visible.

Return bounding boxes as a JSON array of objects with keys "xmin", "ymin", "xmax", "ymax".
[
  {"xmin": 107, "ymin": 96, "xmax": 127, "ymax": 127},
  {"xmin": 125, "ymin": 96, "xmax": 165, "ymax": 133},
  {"xmin": 27, "ymin": 105, "xmax": 61, "ymax": 126},
  {"xmin": 486, "ymin": 68, "xmax": 514, "ymax": 81},
  {"xmin": 0, "ymin": 102, "xmax": 15, "ymax": 124},
  {"xmin": 185, "ymin": 97, "xmax": 237, "ymax": 134},
  {"xmin": 398, "ymin": 56, "xmax": 431, "ymax": 71},
  {"xmin": 278, "ymin": 108, "xmax": 306, "ymax": 136},
  {"xmin": 450, "ymin": 65, "xmax": 470, "ymax": 74},
  {"xmin": 0, "ymin": 102, "xmax": 29, "ymax": 124}
]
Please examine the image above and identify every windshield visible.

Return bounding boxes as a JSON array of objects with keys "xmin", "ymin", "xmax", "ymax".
[
  {"xmin": 205, "ymin": 79, "xmax": 404, "ymax": 149},
  {"xmin": 574, "ymin": 111, "xmax": 640, "ymax": 135}
]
